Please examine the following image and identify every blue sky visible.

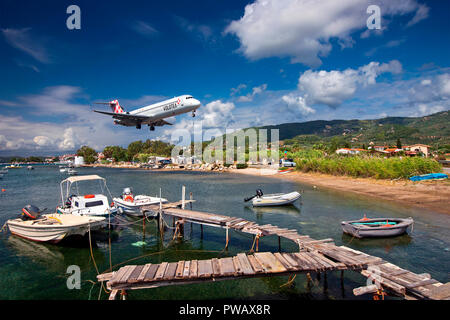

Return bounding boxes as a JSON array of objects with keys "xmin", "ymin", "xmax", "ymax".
[{"xmin": 0, "ymin": 0, "xmax": 449, "ymax": 155}]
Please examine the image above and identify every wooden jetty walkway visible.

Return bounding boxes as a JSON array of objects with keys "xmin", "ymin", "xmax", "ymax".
[{"xmin": 98, "ymin": 201, "xmax": 450, "ymax": 300}]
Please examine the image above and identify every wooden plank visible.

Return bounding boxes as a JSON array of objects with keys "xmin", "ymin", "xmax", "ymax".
[
  {"xmin": 189, "ymin": 260, "xmax": 198, "ymax": 279},
  {"xmin": 406, "ymin": 279, "xmax": 439, "ymax": 289},
  {"xmin": 110, "ymin": 267, "xmax": 128, "ymax": 285},
  {"xmin": 236, "ymin": 253, "xmax": 254, "ymax": 275},
  {"xmin": 198, "ymin": 259, "xmax": 213, "ymax": 278},
  {"xmin": 218, "ymin": 257, "xmax": 235, "ymax": 276},
  {"xmin": 361, "ymin": 270, "xmax": 406, "ymax": 295},
  {"xmin": 144, "ymin": 264, "xmax": 160, "ymax": 281},
  {"xmin": 274, "ymin": 252, "xmax": 295, "ymax": 270},
  {"xmin": 211, "ymin": 258, "xmax": 221, "ymax": 277},
  {"xmin": 128, "ymin": 265, "xmax": 145, "ymax": 283},
  {"xmin": 183, "ymin": 261, "xmax": 191, "ymax": 278},
  {"xmin": 353, "ymin": 284, "xmax": 379, "ymax": 296},
  {"xmin": 232, "ymin": 256, "xmax": 243, "ymax": 275},
  {"xmin": 429, "ymin": 283, "xmax": 450, "ymax": 300},
  {"xmin": 247, "ymin": 255, "xmax": 264, "ymax": 273},
  {"xmin": 109, "ymin": 289, "xmax": 119, "ymax": 300},
  {"xmin": 115, "ymin": 265, "xmax": 136, "ymax": 284},
  {"xmin": 254, "ymin": 252, "xmax": 287, "ymax": 273},
  {"xmin": 291, "ymin": 253, "xmax": 314, "ymax": 270},
  {"xmin": 306, "ymin": 252, "xmax": 331, "ymax": 271},
  {"xmin": 164, "ymin": 262, "xmax": 178, "ymax": 280},
  {"xmin": 137, "ymin": 264, "xmax": 152, "ymax": 282},
  {"xmin": 281, "ymin": 253, "xmax": 302, "ymax": 269},
  {"xmin": 154, "ymin": 262, "xmax": 168, "ymax": 280},
  {"xmin": 175, "ymin": 261, "xmax": 185, "ymax": 279}
]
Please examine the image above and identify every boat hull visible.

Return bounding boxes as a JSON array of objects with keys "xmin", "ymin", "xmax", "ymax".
[
  {"xmin": 341, "ymin": 218, "xmax": 414, "ymax": 238},
  {"xmin": 113, "ymin": 196, "xmax": 168, "ymax": 216},
  {"xmin": 252, "ymin": 192, "xmax": 301, "ymax": 207},
  {"xmin": 7, "ymin": 214, "xmax": 106, "ymax": 243}
]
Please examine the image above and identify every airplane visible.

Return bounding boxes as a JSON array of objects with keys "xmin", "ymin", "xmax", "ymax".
[{"xmin": 93, "ymin": 95, "xmax": 201, "ymax": 131}]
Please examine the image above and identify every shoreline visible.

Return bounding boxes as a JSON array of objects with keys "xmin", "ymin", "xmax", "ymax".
[
  {"xmin": 82, "ymin": 164, "xmax": 450, "ymax": 215},
  {"xmin": 233, "ymin": 168, "xmax": 450, "ymax": 215}
]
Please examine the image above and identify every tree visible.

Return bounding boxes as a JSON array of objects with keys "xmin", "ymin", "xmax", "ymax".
[
  {"xmin": 127, "ymin": 140, "xmax": 143, "ymax": 160},
  {"xmin": 77, "ymin": 146, "xmax": 97, "ymax": 164},
  {"xmin": 396, "ymin": 138, "xmax": 402, "ymax": 149}
]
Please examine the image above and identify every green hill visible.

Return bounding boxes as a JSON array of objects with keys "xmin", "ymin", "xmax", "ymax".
[{"xmin": 257, "ymin": 110, "xmax": 450, "ymax": 151}]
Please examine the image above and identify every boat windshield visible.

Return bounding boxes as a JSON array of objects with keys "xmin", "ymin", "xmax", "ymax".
[{"xmin": 85, "ymin": 200, "xmax": 104, "ymax": 208}]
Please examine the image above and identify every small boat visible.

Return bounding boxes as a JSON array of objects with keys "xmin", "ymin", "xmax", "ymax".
[
  {"xmin": 27, "ymin": 166, "xmax": 34, "ymax": 170},
  {"xmin": 6, "ymin": 204, "xmax": 106, "ymax": 243},
  {"xmin": 56, "ymin": 175, "xmax": 118, "ymax": 217},
  {"xmin": 341, "ymin": 215, "xmax": 414, "ymax": 238},
  {"xmin": 244, "ymin": 189, "xmax": 301, "ymax": 207},
  {"xmin": 113, "ymin": 187, "xmax": 168, "ymax": 216},
  {"xmin": 60, "ymin": 168, "xmax": 68, "ymax": 173},
  {"xmin": 0, "ymin": 169, "xmax": 8, "ymax": 174},
  {"xmin": 5, "ymin": 164, "xmax": 21, "ymax": 169},
  {"xmin": 409, "ymin": 173, "xmax": 447, "ymax": 182},
  {"xmin": 67, "ymin": 169, "xmax": 78, "ymax": 175}
]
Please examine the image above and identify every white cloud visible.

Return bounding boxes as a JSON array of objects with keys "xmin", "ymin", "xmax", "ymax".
[
  {"xmin": 1, "ymin": 28, "xmax": 51, "ymax": 63},
  {"xmin": 230, "ymin": 84, "xmax": 247, "ymax": 96},
  {"xmin": 201, "ymin": 100, "xmax": 235, "ymax": 128},
  {"xmin": 406, "ymin": 4, "xmax": 430, "ymax": 27},
  {"xmin": 174, "ymin": 16, "xmax": 214, "ymax": 42},
  {"xmin": 131, "ymin": 21, "xmax": 159, "ymax": 37},
  {"xmin": 298, "ymin": 60, "xmax": 402, "ymax": 107},
  {"xmin": 421, "ymin": 79, "xmax": 431, "ymax": 86},
  {"xmin": 237, "ymin": 84, "xmax": 267, "ymax": 102},
  {"xmin": 438, "ymin": 74, "xmax": 450, "ymax": 97},
  {"xmin": 281, "ymin": 94, "xmax": 315, "ymax": 116},
  {"xmin": 225, "ymin": 0, "xmax": 427, "ymax": 66},
  {"xmin": 33, "ymin": 136, "xmax": 53, "ymax": 147}
]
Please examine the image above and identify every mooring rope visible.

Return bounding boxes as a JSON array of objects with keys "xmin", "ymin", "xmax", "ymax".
[
  {"xmin": 87, "ymin": 225, "xmax": 110, "ymax": 295},
  {"xmin": 0, "ymin": 222, "xmax": 7, "ymax": 233}
]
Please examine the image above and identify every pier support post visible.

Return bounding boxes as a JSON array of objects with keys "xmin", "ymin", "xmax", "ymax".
[
  {"xmin": 200, "ymin": 224, "xmax": 203, "ymax": 239},
  {"xmin": 225, "ymin": 226, "xmax": 229, "ymax": 250},
  {"xmin": 278, "ymin": 236, "xmax": 281, "ymax": 252},
  {"xmin": 189, "ymin": 192, "xmax": 193, "ymax": 210}
]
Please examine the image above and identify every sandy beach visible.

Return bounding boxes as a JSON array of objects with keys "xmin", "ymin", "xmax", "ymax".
[
  {"xmin": 233, "ymin": 168, "xmax": 450, "ymax": 215},
  {"xmin": 83, "ymin": 163, "xmax": 450, "ymax": 214}
]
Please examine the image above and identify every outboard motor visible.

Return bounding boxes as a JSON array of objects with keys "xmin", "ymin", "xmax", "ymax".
[
  {"xmin": 21, "ymin": 204, "xmax": 42, "ymax": 220},
  {"xmin": 244, "ymin": 189, "xmax": 264, "ymax": 202},
  {"xmin": 122, "ymin": 187, "xmax": 134, "ymax": 202}
]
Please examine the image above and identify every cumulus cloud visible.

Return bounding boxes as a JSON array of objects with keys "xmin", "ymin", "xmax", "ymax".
[
  {"xmin": 201, "ymin": 100, "xmax": 235, "ymax": 128},
  {"xmin": 298, "ymin": 60, "xmax": 402, "ymax": 107},
  {"xmin": 225, "ymin": 0, "xmax": 428, "ymax": 66},
  {"xmin": 237, "ymin": 84, "xmax": 267, "ymax": 102},
  {"xmin": 281, "ymin": 94, "xmax": 315, "ymax": 116},
  {"xmin": 33, "ymin": 136, "xmax": 53, "ymax": 147}
]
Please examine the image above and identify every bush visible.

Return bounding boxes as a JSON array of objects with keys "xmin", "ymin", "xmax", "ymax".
[
  {"xmin": 293, "ymin": 152, "xmax": 442, "ymax": 179},
  {"xmin": 236, "ymin": 163, "xmax": 248, "ymax": 169}
]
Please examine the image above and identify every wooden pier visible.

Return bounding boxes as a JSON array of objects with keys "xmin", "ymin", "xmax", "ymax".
[{"xmin": 98, "ymin": 201, "xmax": 450, "ymax": 300}]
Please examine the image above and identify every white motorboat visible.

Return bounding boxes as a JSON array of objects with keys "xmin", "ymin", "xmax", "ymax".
[
  {"xmin": 6, "ymin": 205, "xmax": 105, "ymax": 243},
  {"xmin": 245, "ymin": 189, "xmax": 301, "ymax": 207},
  {"xmin": 67, "ymin": 169, "xmax": 78, "ymax": 175},
  {"xmin": 59, "ymin": 167, "xmax": 69, "ymax": 173},
  {"xmin": 56, "ymin": 175, "xmax": 118, "ymax": 217},
  {"xmin": 113, "ymin": 187, "xmax": 168, "ymax": 216}
]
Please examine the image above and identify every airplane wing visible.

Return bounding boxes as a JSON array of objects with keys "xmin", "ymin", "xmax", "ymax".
[
  {"xmin": 94, "ymin": 109, "xmax": 173, "ymax": 127},
  {"xmin": 152, "ymin": 119, "xmax": 173, "ymax": 126},
  {"xmin": 93, "ymin": 110, "xmax": 149, "ymax": 121}
]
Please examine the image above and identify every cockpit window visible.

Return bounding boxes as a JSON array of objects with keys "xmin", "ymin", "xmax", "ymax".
[{"xmin": 186, "ymin": 96, "xmax": 193, "ymax": 99}]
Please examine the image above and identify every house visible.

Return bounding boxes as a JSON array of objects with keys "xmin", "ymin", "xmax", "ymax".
[
  {"xmin": 336, "ymin": 148, "xmax": 365, "ymax": 155},
  {"xmin": 404, "ymin": 144, "xmax": 431, "ymax": 157}
]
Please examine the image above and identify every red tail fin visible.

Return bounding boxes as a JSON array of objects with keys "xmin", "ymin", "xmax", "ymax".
[{"xmin": 109, "ymin": 100, "xmax": 125, "ymax": 114}]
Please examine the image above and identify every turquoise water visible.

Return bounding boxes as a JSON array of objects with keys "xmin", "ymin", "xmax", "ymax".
[{"xmin": 0, "ymin": 165, "xmax": 449, "ymax": 300}]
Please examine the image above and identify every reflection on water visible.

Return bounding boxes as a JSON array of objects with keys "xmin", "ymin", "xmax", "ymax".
[{"xmin": 0, "ymin": 165, "xmax": 448, "ymax": 299}]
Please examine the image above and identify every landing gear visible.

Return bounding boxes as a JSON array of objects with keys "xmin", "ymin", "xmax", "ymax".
[
  {"xmin": 136, "ymin": 123, "xmax": 141, "ymax": 129},
  {"xmin": 192, "ymin": 110, "xmax": 196, "ymax": 117},
  {"xmin": 149, "ymin": 125, "xmax": 155, "ymax": 131}
]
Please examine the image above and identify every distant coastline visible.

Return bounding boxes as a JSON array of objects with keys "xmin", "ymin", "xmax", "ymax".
[{"xmin": 80, "ymin": 163, "xmax": 450, "ymax": 215}]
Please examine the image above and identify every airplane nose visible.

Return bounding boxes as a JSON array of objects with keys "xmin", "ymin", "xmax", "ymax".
[{"xmin": 193, "ymin": 99, "xmax": 200, "ymax": 108}]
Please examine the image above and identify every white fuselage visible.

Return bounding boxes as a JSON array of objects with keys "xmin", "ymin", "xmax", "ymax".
[{"xmin": 130, "ymin": 95, "xmax": 200, "ymax": 124}]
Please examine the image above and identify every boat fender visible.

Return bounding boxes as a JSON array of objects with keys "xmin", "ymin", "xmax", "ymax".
[
  {"xmin": 360, "ymin": 214, "xmax": 370, "ymax": 221},
  {"xmin": 84, "ymin": 194, "xmax": 95, "ymax": 198},
  {"xmin": 124, "ymin": 195, "xmax": 134, "ymax": 202}
]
